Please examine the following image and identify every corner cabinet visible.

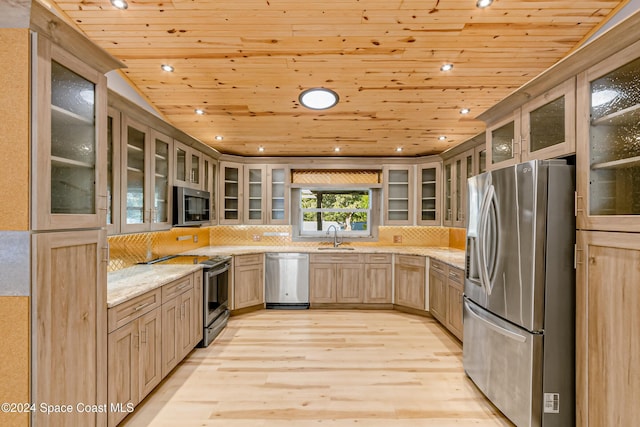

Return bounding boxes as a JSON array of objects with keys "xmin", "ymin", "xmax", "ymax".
[
  {"xmin": 577, "ymin": 40, "xmax": 640, "ymax": 232},
  {"xmin": 32, "ymin": 35, "xmax": 108, "ymax": 231},
  {"xmin": 486, "ymin": 77, "xmax": 576, "ymax": 171},
  {"xmin": 394, "ymin": 255, "xmax": 425, "ymax": 310},
  {"xmin": 383, "ymin": 165, "xmax": 415, "ymax": 225},
  {"xmin": 576, "ymin": 231, "xmax": 640, "ymax": 426}
]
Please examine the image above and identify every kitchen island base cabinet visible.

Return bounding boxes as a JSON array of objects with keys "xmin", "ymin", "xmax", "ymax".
[
  {"xmin": 577, "ymin": 231, "xmax": 640, "ymax": 426},
  {"xmin": 394, "ymin": 255, "xmax": 426, "ymax": 310}
]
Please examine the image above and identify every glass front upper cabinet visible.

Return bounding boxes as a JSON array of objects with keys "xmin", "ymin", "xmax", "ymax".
[
  {"xmin": 578, "ymin": 43, "xmax": 640, "ymax": 232},
  {"xmin": 268, "ymin": 166, "xmax": 289, "ymax": 224},
  {"xmin": 33, "ymin": 39, "xmax": 108, "ymax": 231},
  {"xmin": 487, "ymin": 113, "xmax": 519, "ymax": 170},
  {"xmin": 521, "ymin": 78, "xmax": 576, "ymax": 162},
  {"xmin": 417, "ymin": 162, "xmax": 441, "ymax": 226},
  {"xmin": 244, "ymin": 166, "xmax": 265, "ymax": 224},
  {"xmin": 384, "ymin": 166, "xmax": 414, "ymax": 225},
  {"xmin": 443, "ymin": 161, "xmax": 453, "ymax": 226}
]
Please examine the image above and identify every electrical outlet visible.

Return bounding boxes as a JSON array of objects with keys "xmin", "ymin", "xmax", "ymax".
[
  {"xmin": 393, "ymin": 235, "xmax": 402, "ymax": 244},
  {"xmin": 252, "ymin": 234, "xmax": 261, "ymax": 242},
  {"xmin": 193, "ymin": 235, "xmax": 198, "ymax": 243}
]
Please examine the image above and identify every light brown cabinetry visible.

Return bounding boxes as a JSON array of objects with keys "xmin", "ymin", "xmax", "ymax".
[
  {"xmin": 107, "ymin": 301, "xmax": 161, "ymax": 427},
  {"xmin": 443, "ymin": 150, "xmax": 473, "ymax": 228},
  {"xmin": 446, "ymin": 267, "xmax": 464, "ymax": 340},
  {"xmin": 244, "ymin": 165, "xmax": 267, "ymax": 224},
  {"xmin": 485, "ymin": 78, "xmax": 576, "ymax": 170},
  {"xmin": 383, "ymin": 165, "xmax": 414, "ymax": 225},
  {"xmin": 576, "ymin": 40, "xmax": 640, "ymax": 232},
  {"xmin": 121, "ymin": 116, "xmax": 173, "ymax": 233},
  {"xmin": 32, "ymin": 34, "xmax": 108, "ymax": 231},
  {"xmin": 576, "ymin": 231, "xmax": 640, "ymax": 426},
  {"xmin": 267, "ymin": 165, "xmax": 290, "ymax": 224},
  {"xmin": 428, "ymin": 259, "xmax": 463, "ymax": 341},
  {"xmin": 161, "ymin": 274, "xmax": 196, "ymax": 376},
  {"xmin": 364, "ymin": 254, "xmax": 393, "ymax": 304},
  {"xmin": 33, "ymin": 229, "xmax": 108, "ymax": 427},
  {"xmin": 428, "ymin": 259, "xmax": 447, "ymax": 323},
  {"xmin": 417, "ymin": 162, "xmax": 441, "ymax": 226},
  {"xmin": 394, "ymin": 255, "xmax": 425, "ymax": 310},
  {"xmin": 220, "ymin": 161, "xmax": 243, "ymax": 224},
  {"xmin": 309, "ymin": 253, "xmax": 368, "ymax": 304},
  {"xmin": 108, "ymin": 271, "xmax": 201, "ymax": 426},
  {"xmin": 233, "ymin": 254, "xmax": 264, "ymax": 309},
  {"xmin": 174, "ymin": 139, "xmax": 203, "ymax": 189}
]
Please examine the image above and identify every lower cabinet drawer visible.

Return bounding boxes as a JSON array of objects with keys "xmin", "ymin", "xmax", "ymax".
[{"xmin": 108, "ymin": 289, "xmax": 161, "ymax": 333}]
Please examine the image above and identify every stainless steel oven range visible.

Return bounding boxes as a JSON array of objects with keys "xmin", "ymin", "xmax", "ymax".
[
  {"xmin": 145, "ymin": 254, "xmax": 231, "ymax": 347},
  {"xmin": 199, "ymin": 255, "xmax": 231, "ymax": 347}
]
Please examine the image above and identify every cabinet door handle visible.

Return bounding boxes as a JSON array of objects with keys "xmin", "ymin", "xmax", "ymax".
[
  {"xmin": 102, "ymin": 245, "xmax": 110, "ymax": 263},
  {"xmin": 134, "ymin": 302, "xmax": 151, "ymax": 311},
  {"xmin": 140, "ymin": 329, "xmax": 147, "ymax": 344},
  {"xmin": 134, "ymin": 334, "xmax": 139, "ymax": 349}
]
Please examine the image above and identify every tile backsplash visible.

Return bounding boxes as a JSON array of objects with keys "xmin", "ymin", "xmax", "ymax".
[{"xmin": 108, "ymin": 225, "xmax": 465, "ymax": 271}]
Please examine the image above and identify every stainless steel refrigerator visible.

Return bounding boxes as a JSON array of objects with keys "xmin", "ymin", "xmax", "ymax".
[{"xmin": 464, "ymin": 159, "xmax": 575, "ymax": 427}]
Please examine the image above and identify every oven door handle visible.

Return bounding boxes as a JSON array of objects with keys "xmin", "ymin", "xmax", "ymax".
[{"xmin": 206, "ymin": 263, "xmax": 230, "ymax": 277}]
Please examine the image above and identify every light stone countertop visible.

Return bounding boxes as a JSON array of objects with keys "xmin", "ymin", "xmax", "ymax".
[
  {"xmin": 107, "ymin": 245, "xmax": 465, "ymax": 308},
  {"xmin": 180, "ymin": 245, "xmax": 466, "ymax": 270},
  {"xmin": 107, "ymin": 264, "xmax": 203, "ymax": 308}
]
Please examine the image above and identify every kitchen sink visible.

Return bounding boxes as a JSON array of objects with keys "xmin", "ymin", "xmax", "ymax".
[{"xmin": 316, "ymin": 247, "xmax": 355, "ymax": 251}]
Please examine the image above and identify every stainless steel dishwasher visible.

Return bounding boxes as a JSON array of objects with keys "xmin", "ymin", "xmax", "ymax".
[{"xmin": 265, "ymin": 253, "xmax": 310, "ymax": 309}]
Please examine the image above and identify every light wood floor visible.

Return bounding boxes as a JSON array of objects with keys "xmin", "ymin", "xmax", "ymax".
[{"xmin": 121, "ymin": 310, "xmax": 513, "ymax": 426}]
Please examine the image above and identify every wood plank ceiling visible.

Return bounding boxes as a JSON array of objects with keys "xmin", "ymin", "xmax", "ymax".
[{"xmin": 50, "ymin": 0, "xmax": 627, "ymax": 157}]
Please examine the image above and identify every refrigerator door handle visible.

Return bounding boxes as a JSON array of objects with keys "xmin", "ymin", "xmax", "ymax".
[
  {"xmin": 464, "ymin": 299, "xmax": 527, "ymax": 343},
  {"xmin": 478, "ymin": 184, "xmax": 495, "ymax": 296}
]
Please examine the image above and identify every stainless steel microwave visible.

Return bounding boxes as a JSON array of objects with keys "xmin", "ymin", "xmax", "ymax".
[{"xmin": 173, "ymin": 186, "xmax": 211, "ymax": 226}]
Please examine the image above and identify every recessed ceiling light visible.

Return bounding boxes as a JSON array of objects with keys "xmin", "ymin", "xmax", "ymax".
[
  {"xmin": 110, "ymin": 0, "xmax": 128, "ymax": 10},
  {"xmin": 396, "ymin": 147, "xmax": 403, "ymax": 152},
  {"xmin": 258, "ymin": 146, "xmax": 265, "ymax": 152},
  {"xmin": 161, "ymin": 64, "xmax": 174, "ymax": 72},
  {"xmin": 195, "ymin": 109, "xmax": 205, "ymax": 115},
  {"xmin": 214, "ymin": 135, "xmax": 224, "ymax": 141},
  {"xmin": 476, "ymin": 0, "xmax": 493, "ymax": 8},
  {"xmin": 440, "ymin": 63, "xmax": 454, "ymax": 72},
  {"xmin": 460, "ymin": 108, "xmax": 471, "ymax": 115},
  {"xmin": 334, "ymin": 147, "xmax": 341, "ymax": 152},
  {"xmin": 439, "ymin": 135, "xmax": 447, "ymax": 141},
  {"xmin": 299, "ymin": 88, "xmax": 339, "ymax": 110}
]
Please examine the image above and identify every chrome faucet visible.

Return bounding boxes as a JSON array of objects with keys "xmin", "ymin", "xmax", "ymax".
[{"xmin": 326, "ymin": 225, "xmax": 342, "ymax": 248}]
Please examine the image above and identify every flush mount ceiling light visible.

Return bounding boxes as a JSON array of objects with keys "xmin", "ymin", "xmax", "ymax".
[
  {"xmin": 110, "ymin": 0, "xmax": 128, "ymax": 10},
  {"xmin": 214, "ymin": 135, "xmax": 224, "ymax": 141},
  {"xmin": 334, "ymin": 147, "xmax": 341, "ymax": 152},
  {"xmin": 299, "ymin": 88, "xmax": 339, "ymax": 110},
  {"xmin": 395, "ymin": 147, "xmax": 403, "ymax": 152},
  {"xmin": 439, "ymin": 135, "xmax": 447, "ymax": 141},
  {"xmin": 440, "ymin": 63, "xmax": 454, "ymax": 72},
  {"xmin": 194, "ymin": 108, "xmax": 205, "ymax": 115},
  {"xmin": 161, "ymin": 64, "xmax": 174, "ymax": 72},
  {"xmin": 476, "ymin": 0, "xmax": 493, "ymax": 8},
  {"xmin": 258, "ymin": 146, "xmax": 265, "ymax": 152},
  {"xmin": 460, "ymin": 108, "xmax": 471, "ymax": 115}
]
